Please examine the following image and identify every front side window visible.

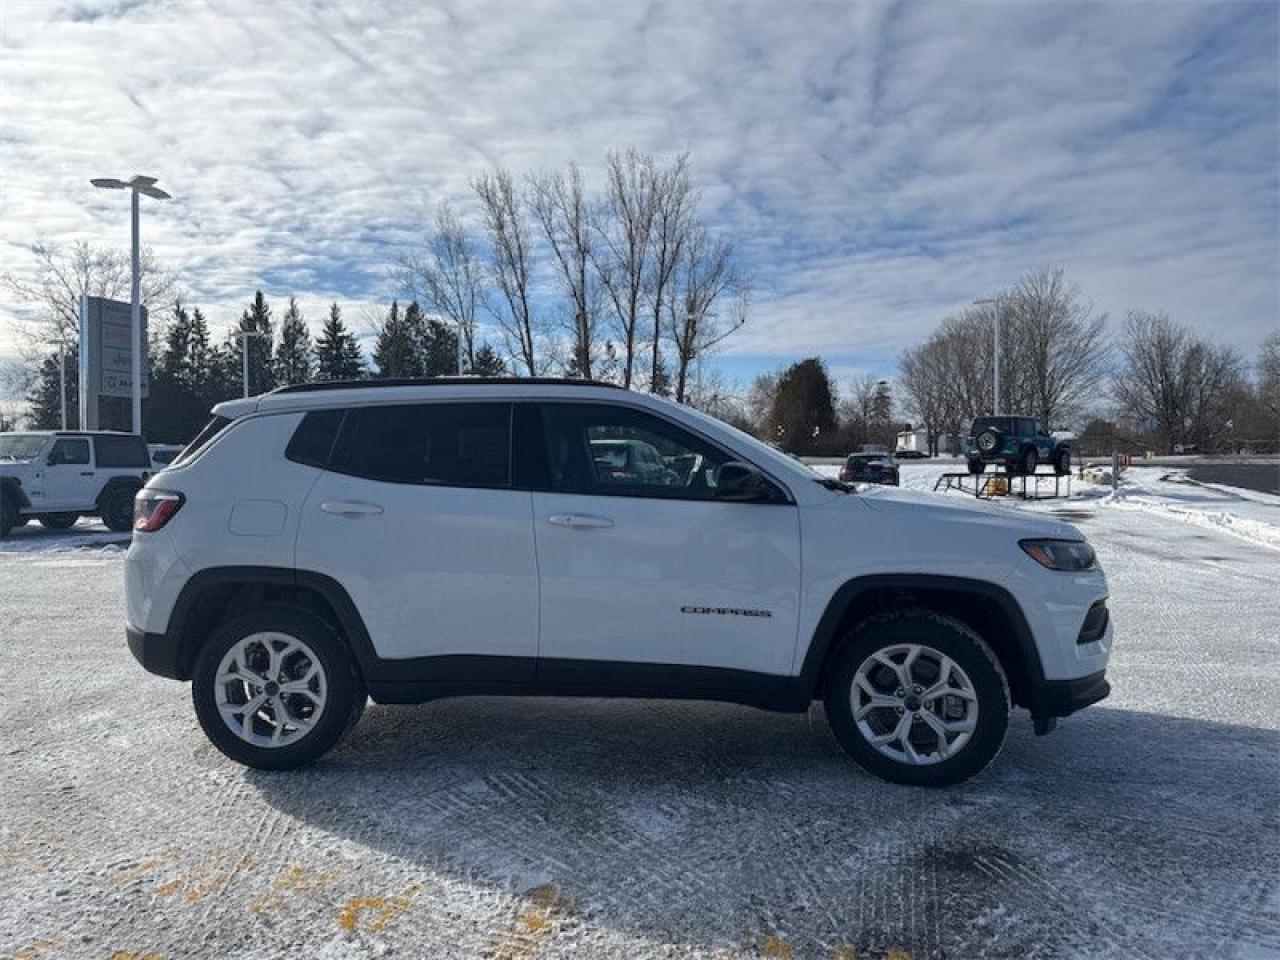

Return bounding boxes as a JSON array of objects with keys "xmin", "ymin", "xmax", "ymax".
[
  {"xmin": 333, "ymin": 403, "xmax": 511, "ymax": 487},
  {"xmin": 49, "ymin": 438, "xmax": 90, "ymax": 466},
  {"xmin": 534, "ymin": 403, "xmax": 735, "ymax": 500}
]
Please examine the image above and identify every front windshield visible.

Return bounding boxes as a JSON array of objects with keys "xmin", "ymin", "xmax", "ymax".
[{"xmin": 0, "ymin": 434, "xmax": 47, "ymax": 461}]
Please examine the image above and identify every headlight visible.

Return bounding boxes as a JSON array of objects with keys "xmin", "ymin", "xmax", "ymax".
[{"xmin": 1019, "ymin": 538, "xmax": 1096, "ymax": 571}]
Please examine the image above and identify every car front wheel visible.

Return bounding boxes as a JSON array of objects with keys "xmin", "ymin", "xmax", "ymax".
[
  {"xmin": 192, "ymin": 605, "xmax": 366, "ymax": 770},
  {"xmin": 824, "ymin": 613, "xmax": 1010, "ymax": 786}
]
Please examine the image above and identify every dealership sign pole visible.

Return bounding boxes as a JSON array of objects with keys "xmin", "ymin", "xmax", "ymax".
[{"xmin": 90, "ymin": 175, "xmax": 171, "ymax": 434}]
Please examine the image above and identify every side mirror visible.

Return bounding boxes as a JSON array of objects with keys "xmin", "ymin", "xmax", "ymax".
[{"xmin": 715, "ymin": 461, "xmax": 775, "ymax": 502}]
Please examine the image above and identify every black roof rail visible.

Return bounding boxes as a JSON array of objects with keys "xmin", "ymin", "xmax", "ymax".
[{"xmin": 271, "ymin": 377, "xmax": 625, "ymax": 395}]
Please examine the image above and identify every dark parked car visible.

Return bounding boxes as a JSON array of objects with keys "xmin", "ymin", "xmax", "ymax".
[
  {"xmin": 839, "ymin": 453, "xmax": 900, "ymax": 486},
  {"xmin": 965, "ymin": 416, "xmax": 1071, "ymax": 476}
]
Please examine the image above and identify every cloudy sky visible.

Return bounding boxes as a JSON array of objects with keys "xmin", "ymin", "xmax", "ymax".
[{"xmin": 1, "ymin": 0, "xmax": 1276, "ymax": 396}]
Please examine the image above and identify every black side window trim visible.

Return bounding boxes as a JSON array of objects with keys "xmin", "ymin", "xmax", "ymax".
[
  {"xmin": 325, "ymin": 401, "xmax": 516, "ymax": 490},
  {"xmin": 515, "ymin": 400, "xmax": 793, "ymax": 505}
]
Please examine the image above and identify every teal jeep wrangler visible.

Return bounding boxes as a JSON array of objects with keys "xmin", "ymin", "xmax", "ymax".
[{"xmin": 965, "ymin": 416, "xmax": 1071, "ymax": 476}]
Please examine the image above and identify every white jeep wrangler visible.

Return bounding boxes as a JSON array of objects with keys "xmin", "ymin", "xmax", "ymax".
[
  {"xmin": 125, "ymin": 379, "xmax": 1112, "ymax": 786},
  {"xmin": 0, "ymin": 431, "xmax": 152, "ymax": 536}
]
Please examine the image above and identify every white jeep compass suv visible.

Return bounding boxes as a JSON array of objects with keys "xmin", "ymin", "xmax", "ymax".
[{"xmin": 125, "ymin": 379, "xmax": 1112, "ymax": 786}]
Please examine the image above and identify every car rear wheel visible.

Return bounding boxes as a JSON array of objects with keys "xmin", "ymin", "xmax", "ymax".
[
  {"xmin": 1019, "ymin": 446, "xmax": 1039, "ymax": 475},
  {"xmin": 0, "ymin": 494, "xmax": 15, "ymax": 538},
  {"xmin": 824, "ymin": 612, "xmax": 1010, "ymax": 786},
  {"xmin": 101, "ymin": 486, "xmax": 138, "ymax": 532},
  {"xmin": 38, "ymin": 513, "xmax": 79, "ymax": 530},
  {"xmin": 192, "ymin": 605, "xmax": 366, "ymax": 770},
  {"xmin": 1054, "ymin": 449, "xmax": 1071, "ymax": 476},
  {"xmin": 966, "ymin": 459, "xmax": 985, "ymax": 475}
]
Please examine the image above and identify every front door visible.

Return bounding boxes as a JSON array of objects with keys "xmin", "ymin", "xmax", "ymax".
[
  {"xmin": 296, "ymin": 402, "xmax": 538, "ymax": 677},
  {"xmin": 40, "ymin": 436, "xmax": 94, "ymax": 509},
  {"xmin": 523, "ymin": 402, "xmax": 802, "ymax": 680}
]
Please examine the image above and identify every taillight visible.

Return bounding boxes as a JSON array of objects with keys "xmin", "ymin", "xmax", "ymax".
[{"xmin": 134, "ymin": 489, "xmax": 185, "ymax": 532}]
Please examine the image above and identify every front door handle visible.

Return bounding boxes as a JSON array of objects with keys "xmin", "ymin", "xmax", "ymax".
[
  {"xmin": 320, "ymin": 500, "xmax": 385, "ymax": 518},
  {"xmin": 548, "ymin": 513, "xmax": 614, "ymax": 529}
]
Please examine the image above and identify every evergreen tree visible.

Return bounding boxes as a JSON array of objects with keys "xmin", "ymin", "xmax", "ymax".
[
  {"xmin": 234, "ymin": 290, "xmax": 275, "ymax": 395},
  {"xmin": 469, "ymin": 343, "xmax": 506, "ymax": 377},
  {"xmin": 315, "ymin": 303, "xmax": 364, "ymax": 381},
  {"xmin": 26, "ymin": 345, "xmax": 79, "ymax": 429},
  {"xmin": 373, "ymin": 301, "xmax": 416, "ymax": 378},
  {"xmin": 274, "ymin": 296, "xmax": 313, "ymax": 385},
  {"xmin": 315, "ymin": 304, "xmax": 364, "ymax": 381},
  {"xmin": 407, "ymin": 300, "xmax": 459, "ymax": 376},
  {"xmin": 765, "ymin": 357, "xmax": 837, "ymax": 455}
]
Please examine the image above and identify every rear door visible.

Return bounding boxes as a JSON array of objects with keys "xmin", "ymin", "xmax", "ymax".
[
  {"xmin": 521, "ymin": 401, "xmax": 802, "ymax": 679},
  {"xmin": 296, "ymin": 402, "xmax": 538, "ymax": 674}
]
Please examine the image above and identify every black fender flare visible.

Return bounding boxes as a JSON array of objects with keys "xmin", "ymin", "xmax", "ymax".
[
  {"xmin": 0, "ymin": 476, "xmax": 31, "ymax": 509},
  {"xmin": 162, "ymin": 565, "xmax": 381, "ymax": 681},
  {"xmin": 797, "ymin": 573, "xmax": 1047, "ymax": 699}
]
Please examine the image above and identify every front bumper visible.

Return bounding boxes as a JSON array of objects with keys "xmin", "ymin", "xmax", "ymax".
[
  {"xmin": 1027, "ymin": 669, "xmax": 1110, "ymax": 733},
  {"xmin": 126, "ymin": 624, "xmax": 186, "ymax": 680}
]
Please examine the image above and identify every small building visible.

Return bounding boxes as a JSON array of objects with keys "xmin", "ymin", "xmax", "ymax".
[{"xmin": 896, "ymin": 427, "xmax": 955, "ymax": 456}]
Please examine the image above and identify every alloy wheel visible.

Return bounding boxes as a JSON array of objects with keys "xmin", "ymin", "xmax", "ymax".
[
  {"xmin": 850, "ymin": 643, "xmax": 979, "ymax": 765},
  {"xmin": 213, "ymin": 632, "xmax": 328, "ymax": 748}
]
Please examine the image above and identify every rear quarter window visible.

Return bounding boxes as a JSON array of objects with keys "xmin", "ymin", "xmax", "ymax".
[
  {"xmin": 169, "ymin": 416, "xmax": 232, "ymax": 469},
  {"xmin": 286, "ymin": 409, "xmax": 345, "ymax": 468},
  {"xmin": 93, "ymin": 435, "xmax": 150, "ymax": 468}
]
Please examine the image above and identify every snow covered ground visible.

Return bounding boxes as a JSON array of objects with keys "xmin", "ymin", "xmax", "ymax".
[{"xmin": 1, "ymin": 476, "xmax": 1278, "ymax": 960}]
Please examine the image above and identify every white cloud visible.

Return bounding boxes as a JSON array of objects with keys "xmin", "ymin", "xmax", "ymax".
[{"xmin": 0, "ymin": 0, "xmax": 1274, "ymax": 403}]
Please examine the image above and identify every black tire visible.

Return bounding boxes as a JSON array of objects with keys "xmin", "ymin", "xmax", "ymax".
[
  {"xmin": 1019, "ymin": 446, "xmax": 1039, "ymax": 476},
  {"xmin": 100, "ymin": 485, "xmax": 139, "ymax": 532},
  {"xmin": 1054, "ymin": 448, "xmax": 1071, "ymax": 477},
  {"xmin": 192, "ymin": 605, "xmax": 366, "ymax": 770},
  {"xmin": 38, "ymin": 513, "xmax": 79, "ymax": 530},
  {"xmin": 824, "ymin": 612, "xmax": 1010, "ymax": 787},
  {"xmin": 0, "ymin": 493, "xmax": 15, "ymax": 539},
  {"xmin": 966, "ymin": 459, "xmax": 985, "ymax": 475}
]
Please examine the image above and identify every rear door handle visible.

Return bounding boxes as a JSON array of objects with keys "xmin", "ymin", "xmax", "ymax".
[
  {"xmin": 548, "ymin": 513, "xmax": 614, "ymax": 529},
  {"xmin": 320, "ymin": 500, "xmax": 385, "ymax": 518}
]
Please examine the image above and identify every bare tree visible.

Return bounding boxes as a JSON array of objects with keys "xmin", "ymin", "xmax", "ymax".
[
  {"xmin": 1114, "ymin": 311, "xmax": 1242, "ymax": 452},
  {"xmin": 397, "ymin": 204, "xmax": 485, "ymax": 371},
  {"xmin": 644, "ymin": 153, "xmax": 693, "ymax": 392},
  {"xmin": 473, "ymin": 169, "xmax": 541, "ymax": 375},
  {"xmin": 897, "ymin": 345, "xmax": 946, "ymax": 454},
  {"xmin": 595, "ymin": 149, "xmax": 658, "ymax": 388},
  {"xmin": 2, "ymin": 239, "xmax": 181, "ymax": 342},
  {"xmin": 667, "ymin": 227, "xmax": 744, "ymax": 403},
  {"xmin": 529, "ymin": 163, "xmax": 603, "ymax": 379},
  {"xmin": 1000, "ymin": 267, "xmax": 1109, "ymax": 425}
]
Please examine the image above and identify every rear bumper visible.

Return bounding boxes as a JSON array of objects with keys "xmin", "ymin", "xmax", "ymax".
[
  {"xmin": 1029, "ymin": 669, "xmax": 1110, "ymax": 721},
  {"xmin": 126, "ymin": 624, "xmax": 186, "ymax": 680}
]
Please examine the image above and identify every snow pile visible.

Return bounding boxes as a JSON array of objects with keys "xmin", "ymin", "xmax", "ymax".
[{"xmin": 1101, "ymin": 467, "xmax": 1280, "ymax": 552}]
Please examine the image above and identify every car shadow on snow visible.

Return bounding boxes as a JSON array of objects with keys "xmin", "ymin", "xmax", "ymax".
[{"xmin": 243, "ymin": 698, "xmax": 1280, "ymax": 958}]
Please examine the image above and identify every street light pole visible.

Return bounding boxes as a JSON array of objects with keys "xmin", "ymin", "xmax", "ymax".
[
  {"xmin": 91, "ymin": 175, "xmax": 171, "ymax": 435},
  {"xmin": 973, "ymin": 295, "xmax": 1002, "ymax": 414},
  {"xmin": 233, "ymin": 329, "xmax": 266, "ymax": 398},
  {"xmin": 58, "ymin": 340, "xmax": 67, "ymax": 430}
]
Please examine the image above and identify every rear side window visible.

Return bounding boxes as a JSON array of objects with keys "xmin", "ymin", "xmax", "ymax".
[
  {"xmin": 286, "ymin": 410, "xmax": 345, "ymax": 468},
  {"xmin": 93, "ymin": 435, "xmax": 150, "ymax": 468},
  {"xmin": 332, "ymin": 403, "xmax": 511, "ymax": 487},
  {"xmin": 171, "ymin": 416, "xmax": 232, "ymax": 469}
]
